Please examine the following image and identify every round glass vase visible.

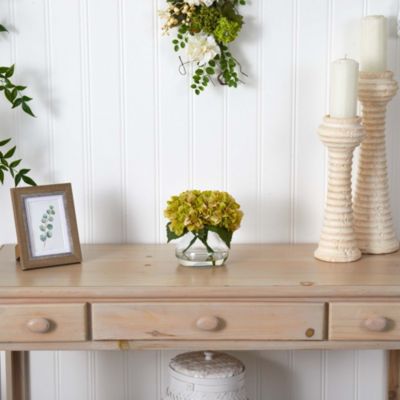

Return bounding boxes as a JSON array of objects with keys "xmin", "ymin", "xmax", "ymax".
[{"xmin": 175, "ymin": 231, "xmax": 229, "ymax": 267}]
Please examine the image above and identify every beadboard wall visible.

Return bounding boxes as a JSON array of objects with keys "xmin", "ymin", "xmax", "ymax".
[{"xmin": 0, "ymin": 0, "xmax": 399, "ymax": 399}]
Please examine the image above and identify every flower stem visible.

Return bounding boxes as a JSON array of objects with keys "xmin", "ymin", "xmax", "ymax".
[
  {"xmin": 182, "ymin": 231, "xmax": 215, "ymax": 256},
  {"xmin": 198, "ymin": 236, "xmax": 215, "ymax": 255},
  {"xmin": 182, "ymin": 234, "xmax": 199, "ymax": 255}
]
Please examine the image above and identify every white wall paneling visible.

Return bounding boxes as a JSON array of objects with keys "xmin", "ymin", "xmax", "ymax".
[
  {"xmin": 27, "ymin": 350, "xmax": 388, "ymax": 400},
  {"xmin": 1, "ymin": 0, "xmax": 400, "ymax": 398}
]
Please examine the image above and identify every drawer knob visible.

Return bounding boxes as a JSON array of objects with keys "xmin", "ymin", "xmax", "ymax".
[
  {"xmin": 305, "ymin": 328, "xmax": 315, "ymax": 338},
  {"xmin": 26, "ymin": 318, "xmax": 52, "ymax": 334},
  {"xmin": 363, "ymin": 316, "xmax": 388, "ymax": 332},
  {"xmin": 196, "ymin": 316, "xmax": 220, "ymax": 331}
]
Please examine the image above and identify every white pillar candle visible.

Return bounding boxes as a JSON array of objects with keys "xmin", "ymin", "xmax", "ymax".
[
  {"xmin": 361, "ymin": 15, "xmax": 387, "ymax": 72},
  {"xmin": 329, "ymin": 58, "xmax": 359, "ymax": 119}
]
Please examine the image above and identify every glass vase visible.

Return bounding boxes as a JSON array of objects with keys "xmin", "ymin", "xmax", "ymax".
[{"xmin": 175, "ymin": 231, "xmax": 229, "ymax": 267}]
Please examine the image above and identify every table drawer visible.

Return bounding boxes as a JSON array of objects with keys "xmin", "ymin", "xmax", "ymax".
[
  {"xmin": 330, "ymin": 302, "xmax": 400, "ymax": 340},
  {"xmin": 92, "ymin": 302, "xmax": 325, "ymax": 341},
  {"xmin": 0, "ymin": 303, "xmax": 88, "ymax": 342}
]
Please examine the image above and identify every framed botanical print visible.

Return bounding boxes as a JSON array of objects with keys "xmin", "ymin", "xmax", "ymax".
[{"xmin": 11, "ymin": 183, "xmax": 82, "ymax": 270}]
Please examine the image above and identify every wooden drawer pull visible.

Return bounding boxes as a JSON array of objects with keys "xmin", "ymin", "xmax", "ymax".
[
  {"xmin": 26, "ymin": 318, "xmax": 52, "ymax": 334},
  {"xmin": 196, "ymin": 316, "xmax": 220, "ymax": 331},
  {"xmin": 363, "ymin": 316, "xmax": 388, "ymax": 332}
]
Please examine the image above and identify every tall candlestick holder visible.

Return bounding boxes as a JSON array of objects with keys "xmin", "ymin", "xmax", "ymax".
[
  {"xmin": 354, "ymin": 71, "xmax": 399, "ymax": 254},
  {"xmin": 315, "ymin": 116, "xmax": 365, "ymax": 263}
]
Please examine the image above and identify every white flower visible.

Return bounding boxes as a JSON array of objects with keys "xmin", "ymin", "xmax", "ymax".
[
  {"xmin": 187, "ymin": 33, "xmax": 220, "ymax": 65},
  {"xmin": 184, "ymin": 0, "xmax": 216, "ymax": 7},
  {"xmin": 202, "ymin": 0, "xmax": 216, "ymax": 6},
  {"xmin": 185, "ymin": 0, "xmax": 201, "ymax": 6},
  {"xmin": 158, "ymin": 9, "xmax": 170, "ymax": 20}
]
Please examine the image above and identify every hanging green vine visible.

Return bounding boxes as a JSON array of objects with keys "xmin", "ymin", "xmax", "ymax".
[{"xmin": 0, "ymin": 23, "xmax": 36, "ymax": 186}]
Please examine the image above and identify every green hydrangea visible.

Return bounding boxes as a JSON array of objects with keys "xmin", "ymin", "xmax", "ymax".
[
  {"xmin": 164, "ymin": 190, "xmax": 243, "ymax": 237},
  {"xmin": 213, "ymin": 17, "xmax": 242, "ymax": 44},
  {"xmin": 190, "ymin": 6, "xmax": 221, "ymax": 35}
]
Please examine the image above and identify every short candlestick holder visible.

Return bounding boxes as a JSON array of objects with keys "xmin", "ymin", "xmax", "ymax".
[
  {"xmin": 354, "ymin": 71, "xmax": 399, "ymax": 254},
  {"xmin": 315, "ymin": 116, "xmax": 365, "ymax": 263}
]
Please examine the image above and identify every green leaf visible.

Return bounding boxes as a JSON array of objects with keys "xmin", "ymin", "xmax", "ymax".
[
  {"xmin": 0, "ymin": 138, "xmax": 11, "ymax": 147},
  {"xmin": 23, "ymin": 175, "xmax": 37, "ymax": 187},
  {"xmin": 18, "ymin": 168, "xmax": 30, "ymax": 175},
  {"xmin": 14, "ymin": 172, "xmax": 22, "ymax": 187},
  {"xmin": 0, "ymin": 67, "xmax": 8, "ymax": 74},
  {"xmin": 10, "ymin": 88, "xmax": 18, "ymax": 102},
  {"xmin": 21, "ymin": 102, "xmax": 35, "ymax": 117},
  {"xmin": 206, "ymin": 67, "xmax": 215, "ymax": 75},
  {"xmin": 5, "ymin": 80, "xmax": 13, "ymax": 89},
  {"xmin": 166, "ymin": 223, "xmax": 185, "ymax": 243},
  {"xmin": 9, "ymin": 159, "xmax": 21, "ymax": 168},
  {"xmin": 0, "ymin": 169, "xmax": 3, "ymax": 184},
  {"xmin": 4, "ymin": 146, "xmax": 16, "ymax": 159},
  {"xmin": 11, "ymin": 98, "xmax": 23, "ymax": 108},
  {"xmin": 0, "ymin": 24, "xmax": 8, "ymax": 33},
  {"xmin": 4, "ymin": 88, "xmax": 13, "ymax": 103},
  {"xmin": 208, "ymin": 225, "xmax": 233, "ymax": 248},
  {"xmin": 5, "ymin": 64, "xmax": 14, "ymax": 78}
]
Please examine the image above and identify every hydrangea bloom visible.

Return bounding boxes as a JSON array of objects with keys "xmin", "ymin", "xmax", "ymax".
[
  {"xmin": 164, "ymin": 190, "xmax": 243, "ymax": 237},
  {"xmin": 187, "ymin": 33, "xmax": 220, "ymax": 65},
  {"xmin": 214, "ymin": 17, "xmax": 242, "ymax": 44}
]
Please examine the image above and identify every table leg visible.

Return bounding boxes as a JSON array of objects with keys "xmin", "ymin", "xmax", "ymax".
[
  {"xmin": 389, "ymin": 350, "xmax": 400, "ymax": 400},
  {"xmin": 1, "ymin": 351, "xmax": 29, "ymax": 400}
]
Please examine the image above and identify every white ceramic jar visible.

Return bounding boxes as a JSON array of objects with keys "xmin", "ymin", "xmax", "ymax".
[{"xmin": 164, "ymin": 351, "xmax": 247, "ymax": 400}]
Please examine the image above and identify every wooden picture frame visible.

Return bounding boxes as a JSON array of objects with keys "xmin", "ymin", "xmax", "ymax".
[{"xmin": 11, "ymin": 183, "xmax": 82, "ymax": 270}]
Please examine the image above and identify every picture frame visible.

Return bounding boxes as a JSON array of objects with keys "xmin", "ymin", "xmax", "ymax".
[{"xmin": 11, "ymin": 183, "xmax": 82, "ymax": 270}]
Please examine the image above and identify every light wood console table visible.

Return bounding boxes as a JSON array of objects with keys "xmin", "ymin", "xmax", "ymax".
[{"xmin": 1, "ymin": 243, "xmax": 400, "ymax": 399}]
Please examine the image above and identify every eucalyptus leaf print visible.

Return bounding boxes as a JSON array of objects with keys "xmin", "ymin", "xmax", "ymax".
[{"xmin": 39, "ymin": 205, "xmax": 55, "ymax": 246}]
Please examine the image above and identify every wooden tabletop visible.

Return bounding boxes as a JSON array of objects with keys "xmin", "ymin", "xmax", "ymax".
[{"xmin": 1, "ymin": 244, "xmax": 400, "ymax": 298}]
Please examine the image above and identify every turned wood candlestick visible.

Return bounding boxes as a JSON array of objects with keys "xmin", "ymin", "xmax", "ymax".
[
  {"xmin": 354, "ymin": 71, "xmax": 399, "ymax": 254},
  {"xmin": 315, "ymin": 116, "xmax": 365, "ymax": 263}
]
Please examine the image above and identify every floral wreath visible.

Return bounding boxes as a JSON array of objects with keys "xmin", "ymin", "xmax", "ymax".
[{"xmin": 159, "ymin": 0, "xmax": 247, "ymax": 94}]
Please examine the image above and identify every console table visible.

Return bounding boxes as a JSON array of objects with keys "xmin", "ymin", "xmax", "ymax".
[{"xmin": 1, "ymin": 243, "xmax": 400, "ymax": 400}]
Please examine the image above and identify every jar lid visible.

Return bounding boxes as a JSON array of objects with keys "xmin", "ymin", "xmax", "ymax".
[{"xmin": 169, "ymin": 351, "xmax": 245, "ymax": 379}]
